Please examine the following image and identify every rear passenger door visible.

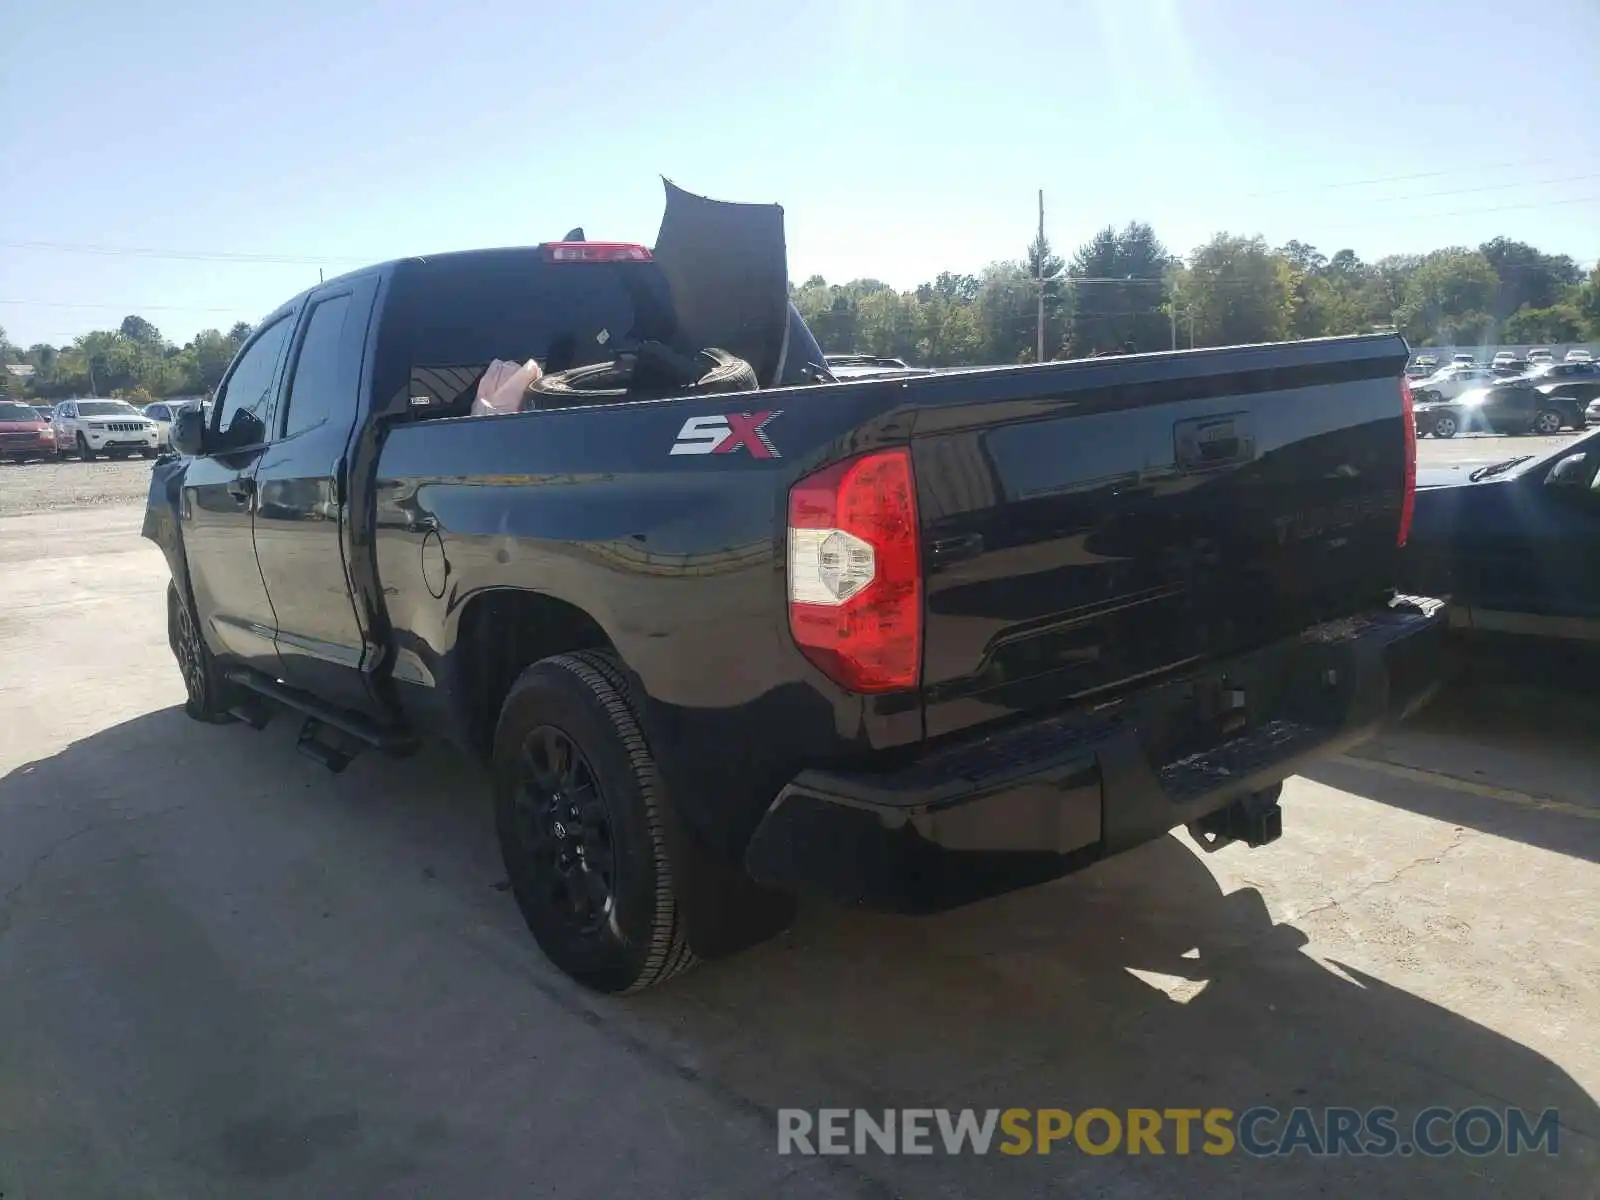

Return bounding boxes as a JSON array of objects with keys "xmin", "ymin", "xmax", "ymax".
[{"xmin": 252, "ymin": 277, "xmax": 381, "ymax": 716}]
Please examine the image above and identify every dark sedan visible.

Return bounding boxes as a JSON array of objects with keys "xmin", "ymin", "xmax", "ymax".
[
  {"xmin": 1524, "ymin": 360, "xmax": 1600, "ymax": 404},
  {"xmin": 1402, "ymin": 429, "xmax": 1600, "ymax": 658},
  {"xmin": 1413, "ymin": 378, "xmax": 1586, "ymax": 438}
]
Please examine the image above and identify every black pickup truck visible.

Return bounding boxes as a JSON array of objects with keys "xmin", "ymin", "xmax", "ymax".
[{"xmin": 145, "ymin": 185, "xmax": 1443, "ymax": 993}]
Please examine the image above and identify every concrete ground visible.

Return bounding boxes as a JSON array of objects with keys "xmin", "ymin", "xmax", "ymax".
[{"xmin": 1, "ymin": 487, "xmax": 1597, "ymax": 1197}]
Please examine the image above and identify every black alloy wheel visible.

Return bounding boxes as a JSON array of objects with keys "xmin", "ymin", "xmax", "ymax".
[
  {"xmin": 508, "ymin": 725, "xmax": 617, "ymax": 938},
  {"xmin": 491, "ymin": 651, "xmax": 698, "ymax": 993}
]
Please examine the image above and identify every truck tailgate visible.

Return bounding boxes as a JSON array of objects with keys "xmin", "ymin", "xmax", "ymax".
[{"xmin": 909, "ymin": 336, "xmax": 1412, "ymax": 737}]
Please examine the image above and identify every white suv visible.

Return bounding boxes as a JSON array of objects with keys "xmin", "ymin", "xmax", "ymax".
[{"xmin": 52, "ymin": 398, "xmax": 160, "ymax": 461}]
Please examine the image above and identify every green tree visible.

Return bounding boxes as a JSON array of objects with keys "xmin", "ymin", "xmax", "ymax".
[
  {"xmin": 186, "ymin": 329, "xmax": 240, "ymax": 393},
  {"xmin": 1278, "ymin": 240, "xmax": 1328, "ymax": 276},
  {"xmin": 973, "ymin": 262, "xmax": 1035, "ymax": 363},
  {"xmin": 1478, "ymin": 237, "xmax": 1583, "ymax": 320},
  {"xmin": 1576, "ymin": 264, "xmax": 1600, "ymax": 339},
  {"xmin": 1503, "ymin": 304, "xmax": 1584, "ymax": 344},
  {"xmin": 70, "ymin": 331, "xmax": 143, "ymax": 394},
  {"xmin": 1179, "ymin": 234, "xmax": 1293, "ymax": 347},
  {"xmin": 855, "ymin": 288, "xmax": 920, "ymax": 359},
  {"xmin": 1394, "ymin": 248, "xmax": 1499, "ymax": 346},
  {"xmin": 919, "ymin": 297, "xmax": 983, "ymax": 366},
  {"xmin": 118, "ymin": 314, "xmax": 166, "ymax": 350},
  {"xmin": 1065, "ymin": 223, "xmax": 1174, "ymax": 354},
  {"xmin": 26, "ymin": 343, "xmax": 59, "ymax": 383}
]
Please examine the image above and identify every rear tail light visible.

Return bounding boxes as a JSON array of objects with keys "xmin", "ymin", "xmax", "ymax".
[
  {"xmin": 787, "ymin": 447, "xmax": 922, "ymax": 693},
  {"xmin": 543, "ymin": 241, "xmax": 653, "ymax": 263},
  {"xmin": 1398, "ymin": 375, "xmax": 1417, "ymax": 547}
]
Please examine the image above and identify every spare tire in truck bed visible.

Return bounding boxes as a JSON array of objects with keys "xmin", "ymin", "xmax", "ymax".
[{"xmin": 527, "ymin": 345, "xmax": 757, "ymax": 408}]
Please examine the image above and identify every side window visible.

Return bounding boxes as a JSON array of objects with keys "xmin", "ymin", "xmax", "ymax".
[
  {"xmin": 214, "ymin": 316, "xmax": 293, "ymax": 445},
  {"xmin": 280, "ymin": 295, "xmax": 353, "ymax": 439},
  {"xmin": 148, "ymin": 405, "xmax": 169, "ymax": 422}
]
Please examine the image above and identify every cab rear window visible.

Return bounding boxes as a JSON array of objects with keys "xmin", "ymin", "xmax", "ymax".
[{"xmin": 382, "ymin": 251, "xmax": 678, "ymax": 418}]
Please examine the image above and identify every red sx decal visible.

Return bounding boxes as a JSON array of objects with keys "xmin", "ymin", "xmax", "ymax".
[{"xmin": 711, "ymin": 411, "xmax": 780, "ymax": 458}]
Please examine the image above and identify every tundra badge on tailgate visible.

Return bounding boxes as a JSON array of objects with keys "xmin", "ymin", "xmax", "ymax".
[{"xmin": 670, "ymin": 412, "xmax": 783, "ymax": 459}]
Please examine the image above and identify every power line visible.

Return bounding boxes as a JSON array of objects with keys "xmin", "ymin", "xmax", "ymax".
[
  {"xmin": 0, "ymin": 239, "xmax": 368, "ymax": 266},
  {"xmin": 4, "ymin": 156, "xmax": 1592, "ymax": 272},
  {"xmin": 1239, "ymin": 156, "xmax": 1560, "ymax": 198},
  {"xmin": 1393, "ymin": 193, "xmax": 1600, "ymax": 221},
  {"xmin": 1367, "ymin": 171, "xmax": 1600, "ymax": 203},
  {"xmin": 0, "ymin": 298, "xmax": 252, "ymax": 313}
]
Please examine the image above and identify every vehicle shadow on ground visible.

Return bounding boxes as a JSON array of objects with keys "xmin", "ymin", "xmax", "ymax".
[
  {"xmin": 1315, "ymin": 682, "xmax": 1600, "ymax": 865},
  {"xmin": 1, "ymin": 708, "xmax": 1594, "ymax": 1199}
]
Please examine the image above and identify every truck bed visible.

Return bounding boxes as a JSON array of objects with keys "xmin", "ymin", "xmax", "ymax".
[{"xmin": 377, "ymin": 337, "xmax": 1405, "ymax": 710}]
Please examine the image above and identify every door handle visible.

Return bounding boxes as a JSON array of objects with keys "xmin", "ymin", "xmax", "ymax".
[{"xmin": 227, "ymin": 478, "xmax": 255, "ymax": 503}]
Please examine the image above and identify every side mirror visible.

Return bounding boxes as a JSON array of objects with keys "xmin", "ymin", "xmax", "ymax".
[
  {"xmin": 1543, "ymin": 452, "xmax": 1593, "ymax": 497},
  {"xmin": 170, "ymin": 409, "xmax": 207, "ymax": 457}
]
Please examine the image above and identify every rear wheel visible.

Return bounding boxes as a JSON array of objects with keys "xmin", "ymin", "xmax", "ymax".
[
  {"xmin": 1532, "ymin": 409, "xmax": 1564, "ymax": 435},
  {"xmin": 493, "ymin": 651, "xmax": 697, "ymax": 993},
  {"xmin": 1431, "ymin": 412, "xmax": 1458, "ymax": 438}
]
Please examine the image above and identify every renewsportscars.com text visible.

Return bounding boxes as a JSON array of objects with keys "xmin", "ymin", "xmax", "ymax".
[{"xmin": 777, "ymin": 1106, "xmax": 1560, "ymax": 1158}]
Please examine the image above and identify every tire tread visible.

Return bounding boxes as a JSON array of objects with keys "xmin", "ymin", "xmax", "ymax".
[{"xmin": 500, "ymin": 650, "xmax": 697, "ymax": 991}]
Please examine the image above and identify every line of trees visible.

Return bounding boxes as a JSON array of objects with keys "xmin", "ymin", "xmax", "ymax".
[
  {"xmin": 2, "ymin": 229, "xmax": 1597, "ymax": 402},
  {"xmin": 0, "ymin": 317, "xmax": 255, "ymax": 404},
  {"xmin": 792, "ymin": 229, "xmax": 1600, "ymax": 367}
]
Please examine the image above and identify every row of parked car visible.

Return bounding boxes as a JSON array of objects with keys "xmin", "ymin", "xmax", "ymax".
[
  {"xmin": 0, "ymin": 397, "xmax": 207, "ymax": 463},
  {"xmin": 1407, "ymin": 347, "xmax": 1594, "ymax": 378},
  {"xmin": 1406, "ymin": 358, "xmax": 1600, "ymax": 438}
]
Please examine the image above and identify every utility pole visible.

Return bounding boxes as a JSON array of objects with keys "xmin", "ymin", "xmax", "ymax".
[{"xmin": 1036, "ymin": 189, "xmax": 1046, "ymax": 364}]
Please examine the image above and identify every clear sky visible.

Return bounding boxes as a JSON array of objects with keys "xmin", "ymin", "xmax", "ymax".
[{"xmin": 3, "ymin": 0, "xmax": 1597, "ymax": 349}]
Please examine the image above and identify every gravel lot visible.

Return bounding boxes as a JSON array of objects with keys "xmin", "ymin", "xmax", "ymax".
[
  {"xmin": 1, "ymin": 431, "xmax": 1586, "ymax": 517},
  {"xmin": 0, "ymin": 454, "xmax": 164, "ymax": 516},
  {"xmin": 1, "ymin": 504, "xmax": 1596, "ymax": 1198}
]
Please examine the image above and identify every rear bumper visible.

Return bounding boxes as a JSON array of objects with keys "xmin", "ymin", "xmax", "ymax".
[{"xmin": 744, "ymin": 596, "xmax": 1447, "ymax": 913}]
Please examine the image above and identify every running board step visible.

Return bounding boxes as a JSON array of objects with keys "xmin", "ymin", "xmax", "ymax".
[
  {"xmin": 223, "ymin": 668, "xmax": 415, "ymax": 755},
  {"xmin": 227, "ymin": 694, "xmax": 273, "ymax": 730},
  {"xmin": 296, "ymin": 718, "xmax": 356, "ymax": 774}
]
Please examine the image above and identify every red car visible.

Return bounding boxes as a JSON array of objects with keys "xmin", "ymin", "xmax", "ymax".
[{"xmin": 0, "ymin": 400, "xmax": 58, "ymax": 462}]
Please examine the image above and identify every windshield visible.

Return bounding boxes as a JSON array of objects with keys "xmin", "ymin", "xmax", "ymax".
[
  {"xmin": 76, "ymin": 401, "xmax": 139, "ymax": 417},
  {"xmin": 0, "ymin": 402, "xmax": 40, "ymax": 421}
]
